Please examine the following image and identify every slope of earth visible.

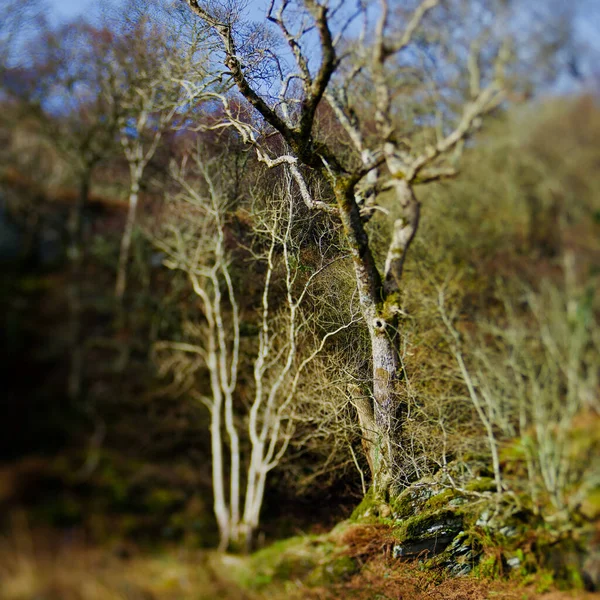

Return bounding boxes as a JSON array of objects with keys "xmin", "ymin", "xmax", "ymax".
[{"xmin": 1, "ymin": 520, "xmax": 599, "ymax": 600}]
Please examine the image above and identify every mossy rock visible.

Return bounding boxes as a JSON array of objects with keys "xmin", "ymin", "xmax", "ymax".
[
  {"xmin": 243, "ymin": 535, "xmax": 325, "ymax": 589},
  {"xmin": 306, "ymin": 555, "xmax": 358, "ymax": 586},
  {"xmin": 423, "ymin": 489, "xmax": 462, "ymax": 512},
  {"xmin": 391, "ymin": 485, "xmax": 436, "ymax": 520},
  {"xmin": 392, "ymin": 509, "xmax": 464, "ymax": 559},
  {"xmin": 273, "ymin": 554, "xmax": 317, "ymax": 581},
  {"xmin": 398, "ymin": 508, "xmax": 463, "ymax": 541},
  {"xmin": 423, "ymin": 531, "xmax": 482, "ymax": 576}
]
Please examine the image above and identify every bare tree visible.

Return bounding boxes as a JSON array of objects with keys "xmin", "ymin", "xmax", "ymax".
[
  {"xmin": 152, "ymin": 147, "xmax": 358, "ymax": 550},
  {"xmin": 175, "ymin": 0, "xmax": 517, "ymax": 497},
  {"xmin": 438, "ymin": 253, "xmax": 599, "ymax": 519},
  {"xmin": 105, "ymin": 9, "xmax": 217, "ymax": 303}
]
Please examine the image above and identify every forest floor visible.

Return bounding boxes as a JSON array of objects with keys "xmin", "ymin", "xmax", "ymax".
[{"xmin": 1, "ymin": 525, "xmax": 599, "ymax": 600}]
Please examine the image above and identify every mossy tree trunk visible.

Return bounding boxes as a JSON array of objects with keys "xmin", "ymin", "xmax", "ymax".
[
  {"xmin": 335, "ymin": 179, "xmax": 419, "ymax": 497},
  {"xmin": 181, "ymin": 0, "xmax": 505, "ymax": 502}
]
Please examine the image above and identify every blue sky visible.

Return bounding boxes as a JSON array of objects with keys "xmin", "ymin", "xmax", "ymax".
[
  {"xmin": 49, "ymin": 0, "xmax": 96, "ymax": 20},
  {"xmin": 47, "ymin": 0, "xmax": 269, "ymax": 21},
  {"xmin": 46, "ymin": 0, "xmax": 598, "ymax": 82}
]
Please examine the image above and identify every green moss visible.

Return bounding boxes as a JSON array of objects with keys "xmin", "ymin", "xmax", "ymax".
[
  {"xmin": 380, "ymin": 294, "xmax": 401, "ymax": 320},
  {"xmin": 306, "ymin": 555, "xmax": 358, "ymax": 587},
  {"xmin": 272, "ymin": 554, "xmax": 316, "ymax": 581},
  {"xmin": 564, "ymin": 564, "xmax": 585, "ymax": 590},
  {"xmin": 534, "ymin": 570, "xmax": 556, "ymax": 593},
  {"xmin": 240, "ymin": 535, "xmax": 326, "ymax": 589},
  {"xmin": 329, "ymin": 520, "xmax": 355, "ymax": 538},
  {"xmin": 252, "ymin": 536, "xmax": 307, "ymax": 563},
  {"xmin": 350, "ymin": 487, "xmax": 379, "ymax": 520},
  {"xmin": 424, "ymin": 489, "xmax": 459, "ymax": 511},
  {"xmin": 391, "ymin": 490, "xmax": 416, "ymax": 520},
  {"xmin": 499, "ymin": 439, "xmax": 528, "ymax": 462},
  {"xmin": 465, "ymin": 477, "xmax": 496, "ymax": 493},
  {"xmin": 390, "ymin": 486, "xmax": 434, "ymax": 519},
  {"xmin": 473, "ymin": 554, "xmax": 503, "ymax": 578},
  {"xmin": 580, "ymin": 487, "xmax": 600, "ymax": 520}
]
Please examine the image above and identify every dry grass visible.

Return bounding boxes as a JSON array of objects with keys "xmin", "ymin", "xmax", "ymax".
[
  {"xmin": 1, "ymin": 516, "xmax": 597, "ymax": 600},
  {"xmin": 0, "ymin": 513, "xmax": 246, "ymax": 600},
  {"xmin": 339, "ymin": 523, "xmax": 396, "ymax": 560},
  {"xmin": 285, "ymin": 556, "xmax": 600, "ymax": 600}
]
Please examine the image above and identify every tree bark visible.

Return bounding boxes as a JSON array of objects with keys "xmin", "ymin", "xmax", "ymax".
[
  {"xmin": 209, "ymin": 349, "xmax": 230, "ymax": 551},
  {"xmin": 333, "ymin": 179, "xmax": 421, "ymax": 496},
  {"xmin": 333, "ymin": 180, "xmax": 404, "ymax": 496},
  {"xmin": 115, "ymin": 168, "xmax": 141, "ymax": 302},
  {"xmin": 370, "ymin": 317, "xmax": 400, "ymax": 496},
  {"xmin": 349, "ymin": 384, "xmax": 376, "ymax": 477}
]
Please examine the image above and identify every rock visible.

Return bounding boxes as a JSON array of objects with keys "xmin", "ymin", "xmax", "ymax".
[
  {"xmin": 392, "ymin": 537, "xmax": 453, "ymax": 558},
  {"xmin": 391, "ymin": 485, "xmax": 436, "ymax": 520},
  {"xmin": 404, "ymin": 510, "xmax": 463, "ymax": 540},
  {"xmin": 394, "ymin": 510, "xmax": 464, "ymax": 559},
  {"xmin": 392, "ymin": 533, "xmax": 460, "ymax": 559},
  {"xmin": 507, "ymin": 556, "xmax": 521, "ymax": 570},
  {"xmin": 475, "ymin": 510, "xmax": 491, "ymax": 527},
  {"xmin": 437, "ymin": 531, "xmax": 481, "ymax": 577},
  {"xmin": 449, "ymin": 497, "xmax": 467, "ymax": 507},
  {"xmin": 451, "ymin": 563, "xmax": 473, "ymax": 577},
  {"xmin": 499, "ymin": 526, "xmax": 517, "ymax": 538}
]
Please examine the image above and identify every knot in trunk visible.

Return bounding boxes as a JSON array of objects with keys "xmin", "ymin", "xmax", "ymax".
[{"xmin": 373, "ymin": 317, "xmax": 387, "ymax": 333}]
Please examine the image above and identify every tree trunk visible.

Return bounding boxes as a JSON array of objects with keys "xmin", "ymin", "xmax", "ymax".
[
  {"xmin": 204, "ymin": 318, "xmax": 230, "ymax": 551},
  {"xmin": 210, "ymin": 385, "xmax": 230, "ymax": 551},
  {"xmin": 115, "ymin": 170, "xmax": 141, "ymax": 302},
  {"xmin": 370, "ymin": 317, "xmax": 400, "ymax": 496},
  {"xmin": 349, "ymin": 384, "xmax": 376, "ymax": 477},
  {"xmin": 240, "ymin": 445, "xmax": 265, "ymax": 552},
  {"xmin": 332, "ymin": 181, "xmax": 401, "ymax": 496},
  {"xmin": 334, "ymin": 179, "xmax": 420, "ymax": 498}
]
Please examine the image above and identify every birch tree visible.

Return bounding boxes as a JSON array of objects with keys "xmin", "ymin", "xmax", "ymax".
[
  {"xmin": 176, "ymin": 0, "xmax": 517, "ymax": 497},
  {"xmin": 153, "ymin": 147, "xmax": 358, "ymax": 550},
  {"xmin": 106, "ymin": 12, "xmax": 216, "ymax": 303}
]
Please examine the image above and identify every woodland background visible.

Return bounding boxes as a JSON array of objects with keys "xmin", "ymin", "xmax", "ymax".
[{"xmin": 0, "ymin": 0, "xmax": 599, "ymax": 598}]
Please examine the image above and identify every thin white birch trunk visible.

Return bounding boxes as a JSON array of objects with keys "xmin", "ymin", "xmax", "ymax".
[{"xmin": 115, "ymin": 165, "xmax": 142, "ymax": 302}]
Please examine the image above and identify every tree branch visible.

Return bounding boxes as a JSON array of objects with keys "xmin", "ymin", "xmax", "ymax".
[{"xmin": 185, "ymin": 0, "xmax": 293, "ymax": 139}]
